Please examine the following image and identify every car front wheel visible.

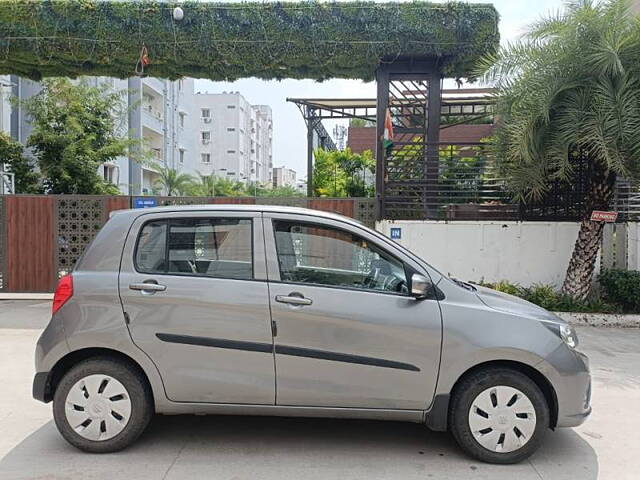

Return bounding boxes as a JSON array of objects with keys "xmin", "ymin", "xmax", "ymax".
[
  {"xmin": 52, "ymin": 357, "xmax": 153, "ymax": 453},
  {"xmin": 449, "ymin": 367, "xmax": 550, "ymax": 464}
]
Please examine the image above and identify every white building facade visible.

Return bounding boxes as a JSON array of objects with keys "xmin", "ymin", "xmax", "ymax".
[
  {"xmin": 193, "ymin": 91, "xmax": 272, "ymax": 184},
  {"xmin": 273, "ymin": 166, "xmax": 297, "ymax": 188},
  {"xmin": 1, "ymin": 79, "xmax": 276, "ymax": 195},
  {"xmin": 4, "ymin": 76, "xmax": 198, "ymax": 195},
  {"xmin": 128, "ymin": 77, "xmax": 196, "ymax": 194}
]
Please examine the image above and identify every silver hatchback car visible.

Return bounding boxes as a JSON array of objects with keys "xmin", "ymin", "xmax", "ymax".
[{"xmin": 34, "ymin": 205, "xmax": 590, "ymax": 463}]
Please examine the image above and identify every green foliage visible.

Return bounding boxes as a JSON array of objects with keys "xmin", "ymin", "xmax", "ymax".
[
  {"xmin": 18, "ymin": 78, "xmax": 134, "ymax": 194},
  {"xmin": 481, "ymin": 280, "xmax": 621, "ymax": 313},
  {"xmin": 152, "ymin": 164, "xmax": 194, "ymax": 196},
  {"xmin": 184, "ymin": 173, "xmax": 304, "ymax": 197},
  {"xmin": 262, "ymin": 185, "xmax": 303, "ymax": 197},
  {"xmin": 598, "ymin": 269, "xmax": 640, "ymax": 312},
  {"xmin": 247, "ymin": 182, "xmax": 304, "ymax": 197},
  {"xmin": 478, "ymin": 0, "xmax": 640, "ymax": 202},
  {"xmin": 438, "ymin": 143, "xmax": 494, "ymax": 204},
  {"xmin": 313, "ymin": 148, "xmax": 374, "ymax": 197},
  {"xmin": 210, "ymin": 177, "xmax": 249, "ymax": 197},
  {"xmin": 491, "ymin": 280, "xmax": 522, "ymax": 296},
  {"xmin": 185, "ymin": 171, "xmax": 216, "ymax": 196},
  {"xmin": 0, "ymin": 132, "xmax": 41, "ymax": 193},
  {"xmin": 0, "ymin": 1, "xmax": 499, "ymax": 81},
  {"xmin": 349, "ymin": 118, "xmax": 374, "ymax": 128}
]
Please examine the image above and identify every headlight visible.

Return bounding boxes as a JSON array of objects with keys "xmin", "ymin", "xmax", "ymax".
[
  {"xmin": 545, "ymin": 322, "xmax": 579, "ymax": 349},
  {"xmin": 559, "ymin": 324, "xmax": 579, "ymax": 349}
]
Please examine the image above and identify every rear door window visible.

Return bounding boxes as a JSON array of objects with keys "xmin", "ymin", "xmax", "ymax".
[{"xmin": 135, "ymin": 217, "xmax": 253, "ymax": 280}]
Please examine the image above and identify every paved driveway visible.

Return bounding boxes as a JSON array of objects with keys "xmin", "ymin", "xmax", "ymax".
[{"xmin": 0, "ymin": 300, "xmax": 638, "ymax": 480}]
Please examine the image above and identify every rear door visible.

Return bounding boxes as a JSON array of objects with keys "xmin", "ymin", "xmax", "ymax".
[
  {"xmin": 119, "ymin": 211, "xmax": 275, "ymax": 405},
  {"xmin": 264, "ymin": 213, "xmax": 442, "ymax": 410}
]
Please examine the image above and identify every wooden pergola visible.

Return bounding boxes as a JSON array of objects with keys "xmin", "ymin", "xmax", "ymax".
[{"xmin": 0, "ymin": 0, "xmax": 500, "ymax": 218}]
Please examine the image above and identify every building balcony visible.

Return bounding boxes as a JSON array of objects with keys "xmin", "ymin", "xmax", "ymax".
[
  {"xmin": 142, "ymin": 77, "xmax": 165, "ymax": 95},
  {"xmin": 142, "ymin": 107, "xmax": 164, "ymax": 134}
]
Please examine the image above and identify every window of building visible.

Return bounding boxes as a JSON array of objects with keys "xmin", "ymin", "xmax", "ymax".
[
  {"xmin": 179, "ymin": 112, "xmax": 186, "ymax": 128},
  {"xmin": 227, "ymin": 105, "xmax": 236, "ymax": 109},
  {"xmin": 201, "ymin": 131, "xmax": 211, "ymax": 144},
  {"xmin": 179, "ymin": 149, "xmax": 185, "ymax": 164},
  {"xmin": 102, "ymin": 164, "xmax": 116, "ymax": 184},
  {"xmin": 273, "ymin": 221, "xmax": 408, "ymax": 294},
  {"xmin": 201, "ymin": 108, "xmax": 210, "ymax": 118},
  {"xmin": 201, "ymin": 153, "xmax": 211, "ymax": 164},
  {"xmin": 227, "ymin": 150, "xmax": 236, "ymax": 154},
  {"xmin": 135, "ymin": 218, "xmax": 253, "ymax": 280},
  {"xmin": 227, "ymin": 127, "xmax": 236, "ymax": 132}
]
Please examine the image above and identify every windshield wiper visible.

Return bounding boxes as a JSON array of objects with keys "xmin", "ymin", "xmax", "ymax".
[{"xmin": 452, "ymin": 278, "xmax": 477, "ymax": 292}]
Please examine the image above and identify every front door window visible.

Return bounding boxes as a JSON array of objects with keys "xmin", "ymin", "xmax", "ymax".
[{"xmin": 273, "ymin": 221, "xmax": 408, "ymax": 294}]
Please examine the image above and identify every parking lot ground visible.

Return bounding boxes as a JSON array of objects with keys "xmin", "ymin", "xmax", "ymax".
[{"xmin": 0, "ymin": 300, "xmax": 638, "ymax": 480}]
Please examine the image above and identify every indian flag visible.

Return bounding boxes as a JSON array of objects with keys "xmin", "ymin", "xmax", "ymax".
[{"xmin": 383, "ymin": 108, "xmax": 394, "ymax": 154}]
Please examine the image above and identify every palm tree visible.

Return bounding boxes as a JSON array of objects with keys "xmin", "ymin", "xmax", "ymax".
[
  {"xmin": 152, "ymin": 164, "xmax": 194, "ymax": 196},
  {"xmin": 189, "ymin": 171, "xmax": 216, "ymax": 196},
  {"xmin": 478, "ymin": 0, "xmax": 640, "ymax": 300}
]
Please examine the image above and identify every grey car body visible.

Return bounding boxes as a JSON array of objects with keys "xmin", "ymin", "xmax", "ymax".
[{"xmin": 33, "ymin": 205, "xmax": 591, "ymax": 460}]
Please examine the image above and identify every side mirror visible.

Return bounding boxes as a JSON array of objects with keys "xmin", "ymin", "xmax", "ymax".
[{"xmin": 411, "ymin": 273, "xmax": 433, "ymax": 299}]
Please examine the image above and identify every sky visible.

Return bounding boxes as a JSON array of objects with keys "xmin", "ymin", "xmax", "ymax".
[{"xmin": 194, "ymin": 0, "xmax": 563, "ymax": 179}]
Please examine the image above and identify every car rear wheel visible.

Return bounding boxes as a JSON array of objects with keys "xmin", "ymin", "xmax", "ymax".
[
  {"xmin": 53, "ymin": 357, "xmax": 153, "ymax": 453},
  {"xmin": 449, "ymin": 367, "xmax": 550, "ymax": 464}
]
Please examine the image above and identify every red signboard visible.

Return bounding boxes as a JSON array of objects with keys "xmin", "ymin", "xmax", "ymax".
[{"xmin": 591, "ymin": 211, "xmax": 618, "ymax": 222}]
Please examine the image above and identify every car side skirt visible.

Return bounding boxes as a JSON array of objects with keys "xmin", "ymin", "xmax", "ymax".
[{"xmin": 155, "ymin": 402, "xmax": 426, "ymax": 423}]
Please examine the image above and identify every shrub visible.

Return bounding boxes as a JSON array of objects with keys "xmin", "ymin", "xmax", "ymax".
[
  {"xmin": 481, "ymin": 280, "xmax": 621, "ymax": 313},
  {"xmin": 598, "ymin": 269, "xmax": 640, "ymax": 313},
  {"xmin": 491, "ymin": 280, "xmax": 523, "ymax": 296}
]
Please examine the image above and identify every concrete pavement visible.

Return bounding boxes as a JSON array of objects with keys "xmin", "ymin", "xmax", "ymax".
[{"xmin": 0, "ymin": 301, "xmax": 638, "ymax": 479}]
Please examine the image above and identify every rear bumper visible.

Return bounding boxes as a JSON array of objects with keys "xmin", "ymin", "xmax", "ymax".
[{"xmin": 32, "ymin": 371, "xmax": 50, "ymax": 403}]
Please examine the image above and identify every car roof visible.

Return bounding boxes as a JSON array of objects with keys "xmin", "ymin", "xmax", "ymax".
[{"xmin": 110, "ymin": 203, "xmax": 365, "ymax": 227}]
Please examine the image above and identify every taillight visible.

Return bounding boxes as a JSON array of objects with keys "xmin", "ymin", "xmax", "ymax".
[{"xmin": 52, "ymin": 274, "xmax": 73, "ymax": 315}]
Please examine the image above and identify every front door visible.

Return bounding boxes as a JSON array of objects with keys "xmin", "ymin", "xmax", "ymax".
[
  {"xmin": 119, "ymin": 211, "xmax": 275, "ymax": 405},
  {"xmin": 264, "ymin": 214, "xmax": 442, "ymax": 410}
]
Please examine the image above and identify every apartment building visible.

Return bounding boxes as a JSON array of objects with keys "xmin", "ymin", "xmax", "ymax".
[
  {"xmin": 128, "ymin": 77, "xmax": 196, "ymax": 194},
  {"xmin": 194, "ymin": 91, "xmax": 272, "ymax": 184},
  {"xmin": 5, "ymin": 76, "xmax": 196, "ymax": 195},
  {"xmin": 2, "ymin": 80, "xmax": 274, "ymax": 194},
  {"xmin": 273, "ymin": 166, "xmax": 297, "ymax": 188}
]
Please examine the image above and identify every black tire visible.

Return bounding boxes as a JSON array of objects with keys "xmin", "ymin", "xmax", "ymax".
[
  {"xmin": 53, "ymin": 357, "xmax": 153, "ymax": 453},
  {"xmin": 449, "ymin": 367, "xmax": 550, "ymax": 464}
]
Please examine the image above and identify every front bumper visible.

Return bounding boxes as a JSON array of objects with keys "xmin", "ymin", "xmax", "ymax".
[
  {"xmin": 32, "ymin": 371, "xmax": 51, "ymax": 403},
  {"xmin": 539, "ymin": 347, "xmax": 592, "ymax": 428}
]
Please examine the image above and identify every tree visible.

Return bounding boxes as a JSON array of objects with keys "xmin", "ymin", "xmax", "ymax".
[
  {"xmin": 152, "ymin": 164, "xmax": 194, "ymax": 196},
  {"xmin": 349, "ymin": 118, "xmax": 374, "ymax": 128},
  {"xmin": 18, "ymin": 78, "xmax": 134, "ymax": 194},
  {"xmin": 261, "ymin": 185, "xmax": 303, "ymax": 197},
  {"xmin": 478, "ymin": 0, "xmax": 640, "ymax": 300},
  {"xmin": 186, "ymin": 171, "xmax": 216, "ymax": 196},
  {"xmin": 0, "ymin": 132, "xmax": 41, "ymax": 193},
  {"xmin": 313, "ymin": 148, "xmax": 374, "ymax": 197}
]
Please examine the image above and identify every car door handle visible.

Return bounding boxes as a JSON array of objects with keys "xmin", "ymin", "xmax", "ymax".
[
  {"xmin": 129, "ymin": 282, "xmax": 166, "ymax": 292},
  {"xmin": 275, "ymin": 294, "xmax": 313, "ymax": 306}
]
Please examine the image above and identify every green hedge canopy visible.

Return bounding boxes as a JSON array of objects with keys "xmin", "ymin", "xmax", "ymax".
[{"xmin": 0, "ymin": 0, "xmax": 499, "ymax": 81}]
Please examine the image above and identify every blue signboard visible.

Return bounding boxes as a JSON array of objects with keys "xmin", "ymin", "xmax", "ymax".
[
  {"xmin": 133, "ymin": 197, "xmax": 157, "ymax": 209},
  {"xmin": 390, "ymin": 227, "xmax": 402, "ymax": 240}
]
